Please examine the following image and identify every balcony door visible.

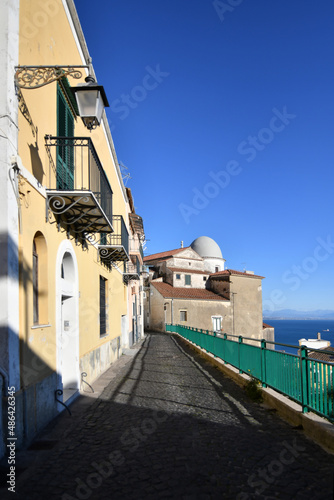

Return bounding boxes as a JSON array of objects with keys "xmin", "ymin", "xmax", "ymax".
[{"xmin": 57, "ymin": 84, "xmax": 74, "ymax": 190}]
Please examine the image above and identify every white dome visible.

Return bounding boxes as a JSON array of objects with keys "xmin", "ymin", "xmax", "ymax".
[{"xmin": 190, "ymin": 236, "xmax": 223, "ymax": 259}]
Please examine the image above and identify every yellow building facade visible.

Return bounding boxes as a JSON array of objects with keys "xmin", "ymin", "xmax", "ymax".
[{"xmin": 0, "ymin": 0, "xmax": 145, "ymax": 456}]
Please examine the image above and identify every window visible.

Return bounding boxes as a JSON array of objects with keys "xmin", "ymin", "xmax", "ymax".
[
  {"xmin": 212, "ymin": 316, "xmax": 222, "ymax": 332},
  {"xmin": 100, "ymin": 276, "xmax": 107, "ymax": 336},
  {"xmin": 180, "ymin": 310, "xmax": 187, "ymax": 322},
  {"xmin": 57, "ymin": 84, "xmax": 74, "ymax": 189},
  {"xmin": 33, "ymin": 241, "xmax": 39, "ymax": 324},
  {"xmin": 203, "ymin": 276, "xmax": 207, "ymax": 281},
  {"xmin": 185, "ymin": 274, "xmax": 191, "ymax": 286},
  {"xmin": 176, "ymin": 274, "xmax": 181, "ymax": 280},
  {"xmin": 215, "ymin": 266, "xmax": 219, "ymax": 273}
]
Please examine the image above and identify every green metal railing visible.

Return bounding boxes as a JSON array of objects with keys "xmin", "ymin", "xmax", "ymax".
[{"xmin": 166, "ymin": 323, "xmax": 334, "ymax": 422}]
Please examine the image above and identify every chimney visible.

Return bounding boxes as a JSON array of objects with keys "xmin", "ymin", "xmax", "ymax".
[
  {"xmin": 181, "ymin": 241, "xmax": 183, "ymax": 248},
  {"xmin": 317, "ymin": 332, "xmax": 321, "ymax": 340}
]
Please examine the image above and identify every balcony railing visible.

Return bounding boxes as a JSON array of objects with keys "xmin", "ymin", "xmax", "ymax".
[
  {"xmin": 98, "ymin": 215, "xmax": 129, "ymax": 264},
  {"xmin": 166, "ymin": 324, "xmax": 334, "ymax": 423},
  {"xmin": 123, "ymin": 256, "xmax": 140, "ymax": 283},
  {"xmin": 45, "ymin": 136, "xmax": 113, "ymax": 234},
  {"xmin": 129, "ymin": 238, "xmax": 144, "ymax": 261}
]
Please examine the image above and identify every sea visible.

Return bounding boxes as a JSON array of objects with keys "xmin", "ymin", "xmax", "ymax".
[{"xmin": 267, "ymin": 319, "xmax": 334, "ymax": 355}]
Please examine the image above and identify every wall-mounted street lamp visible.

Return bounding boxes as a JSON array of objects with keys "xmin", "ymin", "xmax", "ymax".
[
  {"xmin": 70, "ymin": 74, "xmax": 109, "ymax": 130},
  {"xmin": 14, "ymin": 62, "xmax": 109, "ymax": 130}
]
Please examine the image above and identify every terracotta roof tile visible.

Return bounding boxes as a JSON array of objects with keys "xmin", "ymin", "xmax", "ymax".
[
  {"xmin": 151, "ymin": 282, "xmax": 227, "ymax": 301},
  {"xmin": 143, "ymin": 247, "xmax": 190, "ymax": 262},
  {"xmin": 210, "ymin": 269, "xmax": 264, "ymax": 279},
  {"xmin": 263, "ymin": 323, "xmax": 274, "ymax": 329},
  {"xmin": 308, "ymin": 347, "xmax": 334, "ymax": 363}
]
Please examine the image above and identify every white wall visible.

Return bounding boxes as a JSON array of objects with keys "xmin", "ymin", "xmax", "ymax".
[{"xmin": 0, "ymin": 0, "xmax": 20, "ymax": 394}]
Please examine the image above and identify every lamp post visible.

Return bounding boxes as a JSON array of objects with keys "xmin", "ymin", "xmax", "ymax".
[{"xmin": 14, "ymin": 61, "xmax": 109, "ymax": 131}]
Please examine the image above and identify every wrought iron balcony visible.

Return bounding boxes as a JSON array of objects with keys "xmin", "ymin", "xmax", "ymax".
[
  {"xmin": 123, "ymin": 256, "xmax": 140, "ymax": 284},
  {"xmin": 98, "ymin": 215, "xmax": 129, "ymax": 264},
  {"xmin": 45, "ymin": 136, "xmax": 113, "ymax": 235}
]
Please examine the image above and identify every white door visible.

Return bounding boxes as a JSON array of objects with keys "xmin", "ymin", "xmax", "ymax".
[
  {"xmin": 56, "ymin": 246, "xmax": 79, "ymax": 402},
  {"xmin": 60, "ymin": 295, "xmax": 78, "ymax": 389}
]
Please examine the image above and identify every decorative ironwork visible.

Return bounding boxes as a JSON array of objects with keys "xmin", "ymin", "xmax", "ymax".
[
  {"xmin": 45, "ymin": 136, "xmax": 113, "ymax": 236},
  {"xmin": 47, "ymin": 193, "xmax": 113, "ymax": 234},
  {"xmin": 98, "ymin": 215, "xmax": 129, "ymax": 265},
  {"xmin": 81, "ymin": 372, "xmax": 94, "ymax": 393},
  {"xmin": 55, "ymin": 389, "xmax": 72, "ymax": 416},
  {"xmin": 15, "ymin": 65, "xmax": 88, "ymax": 89},
  {"xmin": 16, "ymin": 87, "xmax": 37, "ymax": 136},
  {"xmin": 123, "ymin": 257, "xmax": 141, "ymax": 284}
]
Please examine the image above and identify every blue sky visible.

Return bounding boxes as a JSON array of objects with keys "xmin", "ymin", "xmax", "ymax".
[{"xmin": 76, "ymin": 0, "xmax": 334, "ymax": 312}]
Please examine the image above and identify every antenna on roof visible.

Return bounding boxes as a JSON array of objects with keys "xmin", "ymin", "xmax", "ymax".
[
  {"xmin": 181, "ymin": 241, "xmax": 184, "ymax": 248},
  {"xmin": 119, "ymin": 162, "xmax": 131, "ymax": 186}
]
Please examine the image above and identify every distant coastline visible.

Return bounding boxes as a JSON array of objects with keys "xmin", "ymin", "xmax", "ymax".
[{"xmin": 263, "ymin": 309, "xmax": 334, "ymax": 321}]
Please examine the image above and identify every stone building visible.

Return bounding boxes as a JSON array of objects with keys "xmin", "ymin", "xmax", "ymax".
[{"xmin": 144, "ymin": 236, "xmax": 274, "ymax": 343}]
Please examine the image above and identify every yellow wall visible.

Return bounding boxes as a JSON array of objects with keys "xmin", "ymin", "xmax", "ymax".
[{"xmin": 18, "ymin": 0, "xmax": 128, "ymax": 387}]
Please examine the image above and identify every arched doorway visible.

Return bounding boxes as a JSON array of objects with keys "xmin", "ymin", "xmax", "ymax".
[{"xmin": 56, "ymin": 242, "xmax": 79, "ymax": 405}]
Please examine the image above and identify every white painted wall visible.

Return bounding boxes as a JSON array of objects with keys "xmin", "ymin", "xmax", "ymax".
[{"xmin": 0, "ymin": 0, "xmax": 20, "ymax": 397}]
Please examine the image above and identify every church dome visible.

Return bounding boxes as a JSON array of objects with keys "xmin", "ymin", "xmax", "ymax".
[{"xmin": 190, "ymin": 236, "xmax": 223, "ymax": 259}]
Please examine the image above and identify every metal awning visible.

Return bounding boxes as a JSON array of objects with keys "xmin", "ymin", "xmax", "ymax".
[
  {"xmin": 99, "ymin": 246, "xmax": 129, "ymax": 263},
  {"xmin": 46, "ymin": 191, "xmax": 113, "ymax": 234},
  {"xmin": 45, "ymin": 136, "xmax": 113, "ymax": 236},
  {"xmin": 123, "ymin": 258, "xmax": 140, "ymax": 284},
  {"xmin": 98, "ymin": 215, "xmax": 129, "ymax": 265}
]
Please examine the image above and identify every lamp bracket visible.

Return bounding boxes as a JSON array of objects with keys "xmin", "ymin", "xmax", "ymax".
[{"xmin": 14, "ymin": 65, "xmax": 90, "ymax": 89}]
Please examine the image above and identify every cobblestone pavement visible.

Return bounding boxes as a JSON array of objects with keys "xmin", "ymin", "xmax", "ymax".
[{"xmin": 2, "ymin": 332, "xmax": 334, "ymax": 499}]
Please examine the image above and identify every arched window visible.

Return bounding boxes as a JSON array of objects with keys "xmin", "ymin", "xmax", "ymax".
[
  {"xmin": 33, "ymin": 240, "xmax": 39, "ymax": 324},
  {"xmin": 32, "ymin": 233, "xmax": 48, "ymax": 325}
]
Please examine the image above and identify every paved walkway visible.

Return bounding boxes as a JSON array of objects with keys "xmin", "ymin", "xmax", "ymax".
[{"xmin": 2, "ymin": 332, "xmax": 334, "ymax": 499}]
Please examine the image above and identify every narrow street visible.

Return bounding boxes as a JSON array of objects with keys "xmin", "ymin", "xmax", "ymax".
[{"xmin": 5, "ymin": 333, "xmax": 334, "ymax": 499}]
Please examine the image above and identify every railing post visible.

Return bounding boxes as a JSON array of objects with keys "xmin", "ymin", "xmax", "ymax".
[
  {"xmin": 238, "ymin": 335, "xmax": 243, "ymax": 374},
  {"xmin": 224, "ymin": 333, "xmax": 227, "ymax": 364},
  {"xmin": 300, "ymin": 346, "xmax": 309, "ymax": 414},
  {"xmin": 261, "ymin": 339, "xmax": 267, "ymax": 388}
]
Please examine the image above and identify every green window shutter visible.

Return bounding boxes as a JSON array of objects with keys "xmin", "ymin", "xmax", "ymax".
[{"xmin": 57, "ymin": 85, "xmax": 75, "ymax": 190}]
